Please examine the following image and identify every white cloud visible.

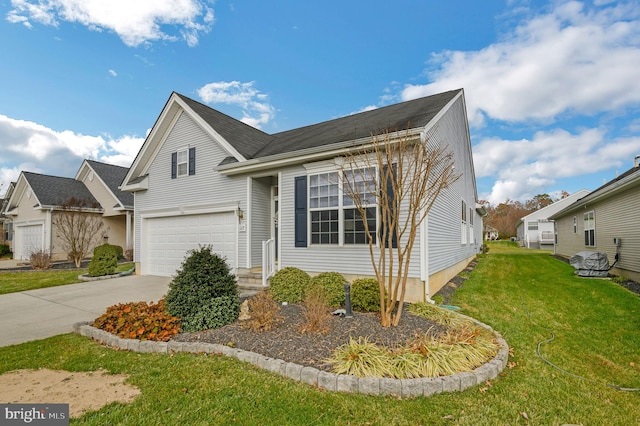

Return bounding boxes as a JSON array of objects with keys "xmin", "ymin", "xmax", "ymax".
[
  {"xmin": 402, "ymin": 1, "xmax": 640, "ymax": 127},
  {"xmin": 474, "ymin": 128, "xmax": 640, "ymax": 204},
  {"xmin": 197, "ymin": 81, "xmax": 275, "ymax": 129},
  {"xmin": 108, "ymin": 69, "xmax": 117, "ymax": 77},
  {"xmin": 7, "ymin": 0, "xmax": 215, "ymax": 47},
  {"xmin": 0, "ymin": 114, "xmax": 143, "ymax": 192}
]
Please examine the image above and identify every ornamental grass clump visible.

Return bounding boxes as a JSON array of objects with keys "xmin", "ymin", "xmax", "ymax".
[
  {"xmin": 299, "ymin": 285, "xmax": 331, "ymax": 334},
  {"xmin": 326, "ymin": 306, "xmax": 500, "ymax": 378},
  {"xmin": 408, "ymin": 302, "xmax": 469, "ymax": 329},
  {"xmin": 241, "ymin": 291, "xmax": 283, "ymax": 332}
]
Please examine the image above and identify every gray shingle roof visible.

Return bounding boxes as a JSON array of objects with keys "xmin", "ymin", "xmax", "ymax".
[
  {"xmin": 23, "ymin": 172, "xmax": 100, "ymax": 208},
  {"xmin": 176, "ymin": 89, "xmax": 461, "ymax": 161},
  {"xmin": 85, "ymin": 160, "xmax": 134, "ymax": 207},
  {"xmin": 255, "ymin": 90, "xmax": 461, "ymax": 158},
  {"xmin": 176, "ymin": 94, "xmax": 275, "ymax": 159}
]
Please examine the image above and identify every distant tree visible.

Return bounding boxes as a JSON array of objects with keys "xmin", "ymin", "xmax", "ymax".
[
  {"xmin": 558, "ymin": 190, "xmax": 570, "ymax": 199},
  {"xmin": 483, "ymin": 199, "xmax": 530, "ymax": 239},
  {"xmin": 525, "ymin": 194, "xmax": 553, "ymax": 211},
  {"xmin": 53, "ymin": 197, "xmax": 106, "ymax": 267}
]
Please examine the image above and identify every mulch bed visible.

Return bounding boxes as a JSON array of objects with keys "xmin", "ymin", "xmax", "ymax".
[{"xmin": 173, "ymin": 304, "xmax": 447, "ymax": 372}]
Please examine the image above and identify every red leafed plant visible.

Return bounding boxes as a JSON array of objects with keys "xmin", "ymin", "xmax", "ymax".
[{"xmin": 93, "ymin": 299, "xmax": 181, "ymax": 342}]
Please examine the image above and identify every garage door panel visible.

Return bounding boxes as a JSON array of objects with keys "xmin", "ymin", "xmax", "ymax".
[
  {"xmin": 145, "ymin": 212, "xmax": 236, "ymax": 277},
  {"xmin": 17, "ymin": 224, "xmax": 43, "ymax": 260}
]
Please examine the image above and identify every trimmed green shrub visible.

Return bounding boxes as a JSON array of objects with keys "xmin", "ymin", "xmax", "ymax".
[
  {"xmin": 110, "ymin": 244, "xmax": 124, "ymax": 259},
  {"xmin": 351, "ymin": 278, "xmax": 381, "ymax": 312},
  {"xmin": 270, "ymin": 267, "xmax": 310, "ymax": 303},
  {"xmin": 88, "ymin": 243, "xmax": 118, "ymax": 276},
  {"xmin": 0, "ymin": 244, "xmax": 11, "ymax": 258},
  {"xmin": 180, "ymin": 295, "xmax": 240, "ymax": 332},
  {"xmin": 165, "ymin": 246, "xmax": 238, "ymax": 331},
  {"xmin": 310, "ymin": 272, "xmax": 346, "ymax": 308}
]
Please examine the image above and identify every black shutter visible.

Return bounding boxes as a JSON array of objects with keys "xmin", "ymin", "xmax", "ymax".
[
  {"xmin": 171, "ymin": 152, "xmax": 177, "ymax": 179},
  {"xmin": 188, "ymin": 147, "xmax": 196, "ymax": 175},
  {"xmin": 381, "ymin": 164, "xmax": 398, "ymax": 249},
  {"xmin": 294, "ymin": 176, "xmax": 307, "ymax": 247}
]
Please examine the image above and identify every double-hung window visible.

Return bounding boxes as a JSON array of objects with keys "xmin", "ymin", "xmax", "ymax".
[
  {"xmin": 461, "ymin": 199, "xmax": 467, "ymax": 244},
  {"xmin": 308, "ymin": 167, "xmax": 377, "ymax": 245},
  {"xmin": 309, "ymin": 172, "xmax": 339, "ymax": 244},
  {"xmin": 171, "ymin": 147, "xmax": 195, "ymax": 178},
  {"xmin": 343, "ymin": 168, "xmax": 377, "ymax": 244},
  {"xmin": 176, "ymin": 149, "xmax": 189, "ymax": 177},
  {"xmin": 584, "ymin": 211, "xmax": 595, "ymax": 246}
]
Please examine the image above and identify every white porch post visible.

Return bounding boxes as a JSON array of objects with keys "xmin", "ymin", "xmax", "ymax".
[{"xmin": 125, "ymin": 210, "xmax": 132, "ymax": 249}]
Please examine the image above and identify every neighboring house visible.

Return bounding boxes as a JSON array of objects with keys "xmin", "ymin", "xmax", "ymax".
[
  {"xmin": 484, "ymin": 225, "xmax": 499, "ymax": 241},
  {"xmin": 121, "ymin": 89, "xmax": 485, "ymax": 302},
  {"xmin": 549, "ymin": 157, "xmax": 640, "ymax": 282},
  {"xmin": 3, "ymin": 160, "xmax": 134, "ymax": 261},
  {"xmin": 1, "ymin": 182, "xmax": 16, "ymax": 251},
  {"xmin": 516, "ymin": 190, "xmax": 590, "ymax": 250}
]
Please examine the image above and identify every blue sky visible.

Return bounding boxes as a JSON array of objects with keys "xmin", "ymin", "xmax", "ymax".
[{"xmin": 0, "ymin": 0, "xmax": 639, "ymax": 205}]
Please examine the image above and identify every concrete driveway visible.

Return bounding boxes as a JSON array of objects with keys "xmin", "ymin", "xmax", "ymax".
[{"xmin": 0, "ymin": 275, "xmax": 171, "ymax": 347}]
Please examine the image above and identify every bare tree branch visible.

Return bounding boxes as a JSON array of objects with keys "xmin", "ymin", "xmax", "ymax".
[{"xmin": 340, "ymin": 128, "xmax": 460, "ymax": 327}]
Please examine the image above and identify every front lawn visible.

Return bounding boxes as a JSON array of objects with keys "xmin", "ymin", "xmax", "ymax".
[
  {"xmin": 0, "ymin": 246, "xmax": 638, "ymax": 424},
  {"xmin": 0, "ymin": 263, "xmax": 135, "ymax": 295}
]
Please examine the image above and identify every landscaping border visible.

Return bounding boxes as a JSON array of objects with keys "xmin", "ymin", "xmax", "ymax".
[{"xmin": 73, "ymin": 314, "xmax": 509, "ymax": 397}]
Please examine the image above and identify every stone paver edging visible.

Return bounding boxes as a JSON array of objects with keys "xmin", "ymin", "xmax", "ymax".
[{"xmin": 73, "ymin": 315, "xmax": 509, "ymax": 397}]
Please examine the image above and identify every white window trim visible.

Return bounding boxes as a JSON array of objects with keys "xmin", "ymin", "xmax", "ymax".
[
  {"xmin": 176, "ymin": 147, "xmax": 189, "ymax": 177},
  {"xmin": 461, "ymin": 199, "xmax": 467, "ymax": 245},
  {"xmin": 307, "ymin": 165, "xmax": 379, "ymax": 246},
  {"xmin": 584, "ymin": 210, "xmax": 595, "ymax": 247}
]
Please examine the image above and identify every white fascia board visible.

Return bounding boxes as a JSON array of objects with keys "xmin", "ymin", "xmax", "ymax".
[
  {"xmin": 139, "ymin": 201, "xmax": 240, "ymax": 219},
  {"xmin": 121, "ymin": 98, "xmax": 181, "ymax": 188},
  {"xmin": 174, "ymin": 96, "xmax": 247, "ymax": 163},
  {"xmin": 73, "ymin": 159, "xmax": 90, "ymax": 181},
  {"xmin": 120, "ymin": 175, "xmax": 149, "ymax": 192}
]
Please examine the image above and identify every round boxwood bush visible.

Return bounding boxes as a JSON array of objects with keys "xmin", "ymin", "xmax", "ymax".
[
  {"xmin": 351, "ymin": 278, "xmax": 381, "ymax": 312},
  {"xmin": 165, "ymin": 246, "xmax": 239, "ymax": 329},
  {"xmin": 270, "ymin": 267, "xmax": 310, "ymax": 303},
  {"xmin": 88, "ymin": 243, "xmax": 118, "ymax": 277},
  {"xmin": 309, "ymin": 272, "xmax": 346, "ymax": 308}
]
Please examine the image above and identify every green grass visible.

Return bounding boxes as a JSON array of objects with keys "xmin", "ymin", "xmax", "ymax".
[
  {"xmin": 1, "ymin": 248, "xmax": 639, "ymax": 425},
  {"xmin": 0, "ymin": 263, "xmax": 135, "ymax": 295}
]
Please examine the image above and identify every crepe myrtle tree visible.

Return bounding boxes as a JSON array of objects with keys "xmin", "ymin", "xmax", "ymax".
[
  {"xmin": 340, "ymin": 129, "xmax": 460, "ymax": 327},
  {"xmin": 53, "ymin": 197, "xmax": 107, "ymax": 267}
]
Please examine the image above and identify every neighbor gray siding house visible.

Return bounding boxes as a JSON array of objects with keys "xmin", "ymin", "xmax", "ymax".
[
  {"xmin": 549, "ymin": 157, "xmax": 640, "ymax": 282},
  {"xmin": 121, "ymin": 89, "xmax": 485, "ymax": 302},
  {"xmin": 515, "ymin": 190, "xmax": 590, "ymax": 250}
]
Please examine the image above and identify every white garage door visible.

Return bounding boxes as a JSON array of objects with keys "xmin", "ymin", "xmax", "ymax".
[
  {"xmin": 144, "ymin": 212, "xmax": 237, "ymax": 277},
  {"xmin": 17, "ymin": 224, "xmax": 43, "ymax": 260}
]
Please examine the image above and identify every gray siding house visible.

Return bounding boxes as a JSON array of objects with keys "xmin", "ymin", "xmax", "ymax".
[
  {"xmin": 515, "ymin": 190, "xmax": 590, "ymax": 250},
  {"xmin": 549, "ymin": 157, "xmax": 640, "ymax": 282},
  {"xmin": 121, "ymin": 89, "xmax": 485, "ymax": 302}
]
